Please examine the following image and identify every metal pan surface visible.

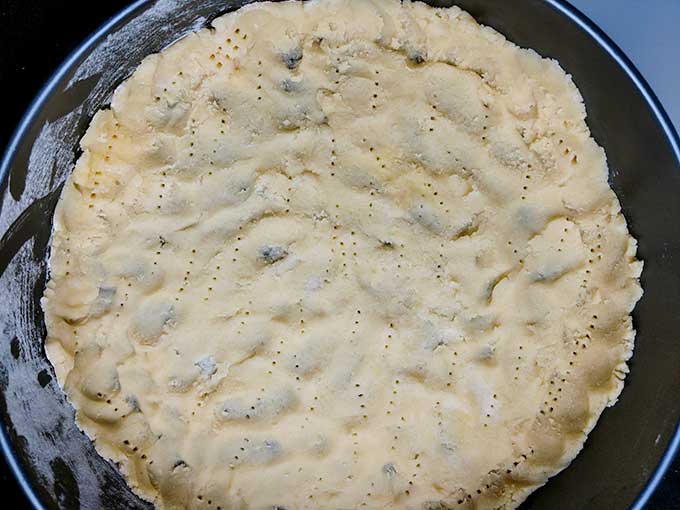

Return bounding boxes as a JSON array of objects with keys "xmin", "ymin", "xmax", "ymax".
[{"xmin": 1, "ymin": 1, "xmax": 679, "ymax": 509}]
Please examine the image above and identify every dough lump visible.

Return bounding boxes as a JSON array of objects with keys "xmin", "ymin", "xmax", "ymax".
[{"xmin": 42, "ymin": 1, "xmax": 643, "ymax": 509}]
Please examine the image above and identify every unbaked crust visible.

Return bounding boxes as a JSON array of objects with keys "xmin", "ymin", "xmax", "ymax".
[{"xmin": 42, "ymin": 1, "xmax": 643, "ymax": 509}]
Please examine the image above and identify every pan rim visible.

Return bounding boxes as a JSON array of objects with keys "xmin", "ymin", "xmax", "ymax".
[{"xmin": 0, "ymin": 1, "xmax": 678, "ymax": 509}]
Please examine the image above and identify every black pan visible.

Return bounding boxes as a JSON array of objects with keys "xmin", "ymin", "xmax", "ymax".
[{"xmin": 1, "ymin": 1, "xmax": 679, "ymax": 509}]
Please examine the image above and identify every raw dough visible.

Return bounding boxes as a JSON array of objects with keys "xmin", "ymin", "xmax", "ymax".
[{"xmin": 42, "ymin": 1, "xmax": 643, "ymax": 509}]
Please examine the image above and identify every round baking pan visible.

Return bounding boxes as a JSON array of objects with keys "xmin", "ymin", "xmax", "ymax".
[{"xmin": 1, "ymin": 1, "xmax": 679, "ymax": 509}]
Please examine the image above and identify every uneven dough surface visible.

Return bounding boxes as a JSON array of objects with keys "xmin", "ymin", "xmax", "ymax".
[{"xmin": 42, "ymin": 1, "xmax": 643, "ymax": 509}]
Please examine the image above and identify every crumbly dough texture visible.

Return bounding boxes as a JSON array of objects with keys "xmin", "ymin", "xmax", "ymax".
[{"xmin": 42, "ymin": 1, "xmax": 643, "ymax": 509}]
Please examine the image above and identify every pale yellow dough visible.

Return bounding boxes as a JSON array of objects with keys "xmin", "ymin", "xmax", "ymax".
[{"xmin": 42, "ymin": 1, "xmax": 643, "ymax": 509}]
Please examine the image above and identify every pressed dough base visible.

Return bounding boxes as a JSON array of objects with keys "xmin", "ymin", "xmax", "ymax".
[{"xmin": 43, "ymin": 1, "xmax": 642, "ymax": 509}]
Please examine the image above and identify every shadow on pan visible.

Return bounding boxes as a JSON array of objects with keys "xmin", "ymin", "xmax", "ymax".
[{"xmin": 0, "ymin": 0, "xmax": 679, "ymax": 509}]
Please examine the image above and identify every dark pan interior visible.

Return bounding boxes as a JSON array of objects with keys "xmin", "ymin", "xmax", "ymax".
[{"xmin": 1, "ymin": 1, "xmax": 679, "ymax": 509}]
